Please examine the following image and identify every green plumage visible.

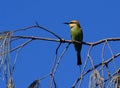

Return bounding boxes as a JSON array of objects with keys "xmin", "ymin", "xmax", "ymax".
[{"xmin": 70, "ymin": 23, "xmax": 83, "ymax": 65}]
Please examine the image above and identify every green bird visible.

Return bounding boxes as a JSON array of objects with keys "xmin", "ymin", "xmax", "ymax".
[{"xmin": 64, "ymin": 20, "xmax": 83, "ymax": 65}]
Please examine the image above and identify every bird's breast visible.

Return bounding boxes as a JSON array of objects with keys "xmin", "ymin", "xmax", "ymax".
[{"xmin": 70, "ymin": 28, "xmax": 82, "ymax": 41}]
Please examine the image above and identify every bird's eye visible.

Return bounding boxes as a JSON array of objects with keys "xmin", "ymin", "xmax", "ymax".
[{"xmin": 70, "ymin": 22, "xmax": 75, "ymax": 24}]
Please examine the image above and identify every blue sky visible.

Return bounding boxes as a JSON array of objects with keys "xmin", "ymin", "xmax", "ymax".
[{"xmin": 0, "ymin": 0, "xmax": 120, "ymax": 88}]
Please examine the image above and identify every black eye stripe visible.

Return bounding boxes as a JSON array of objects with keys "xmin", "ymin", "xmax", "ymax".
[{"xmin": 70, "ymin": 22, "xmax": 75, "ymax": 24}]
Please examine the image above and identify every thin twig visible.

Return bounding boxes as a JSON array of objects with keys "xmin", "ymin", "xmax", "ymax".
[
  {"xmin": 72, "ymin": 52, "xmax": 120, "ymax": 88},
  {"xmin": 97, "ymin": 68, "xmax": 120, "ymax": 87},
  {"xmin": 53, "ymin": 43, "xmax": 70, "ymax": 74},
  {"xmin": 50, "ymin": 42, "xmax": 62, "ymax": 74},
  {"xmin": 50, "ymin": 43, "xmax": 70, "ymax": 88},
  {"xmin": 13, "ymin": 23, "xmax": 62, "ymax": 40},
  {"xmin": 13, "ymin": 25, "xmax": 37, "ymax": 33},
  {"xmin": 35, "ymin": 22, "xmax": 62, "ymax": 39},
  {"xmin": 50, "ymin": 43, "xmax": 62, "ymax": 88},
  {"xmin": 78, "ymin": 45, "xmax": 94, "ymax": 88},
  {"xmin": 106, "ymin": 41, "xmax": 117, "ymax": 71},
  {"xmin": 11, "ymin": 48, "xmax": 22, "ymax": 75},
  {"xmin": 101, "ymin": 42, "xmax": 107, "ymax": 78},
  {"xmin": 10, "ymin": 39, "xmax": 33, "ymax": 53},
  {"xmin": 38, "ymin": 74, "xmax": 50, "ymax": 81}
]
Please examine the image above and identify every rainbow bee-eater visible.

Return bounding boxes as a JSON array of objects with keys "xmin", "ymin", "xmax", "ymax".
[{"xmin": 64, "ymin": 20, "xmax": 83, "ymax": 65}]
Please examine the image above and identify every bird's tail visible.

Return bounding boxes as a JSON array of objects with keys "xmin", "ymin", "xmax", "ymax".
[{"xmin": 77, "ymin": 52, "xmax": 82, "ymax": 65}]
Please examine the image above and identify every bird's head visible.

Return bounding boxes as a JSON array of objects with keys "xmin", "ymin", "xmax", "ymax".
[{"xmin": 64, "ymin": 20, "xmax": 80, "ymax": 28}]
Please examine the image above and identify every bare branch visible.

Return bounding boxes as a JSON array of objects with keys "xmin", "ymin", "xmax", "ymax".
[
  {"xmin": 72, "ymin": 52, "xmax": 120, "ymax": 88},
  {"xmin": 11, "ymin": 36, "xmax": 120, "ymax": 46},
  {"xmin": 50, "ymin": 43, "xmax": 70, "ymax": 88}
]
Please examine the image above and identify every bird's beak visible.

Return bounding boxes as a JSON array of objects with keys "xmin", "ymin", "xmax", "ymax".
[{"xmin": 63, "ymin": 22, "xmax": 69, "ymax": 25}]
